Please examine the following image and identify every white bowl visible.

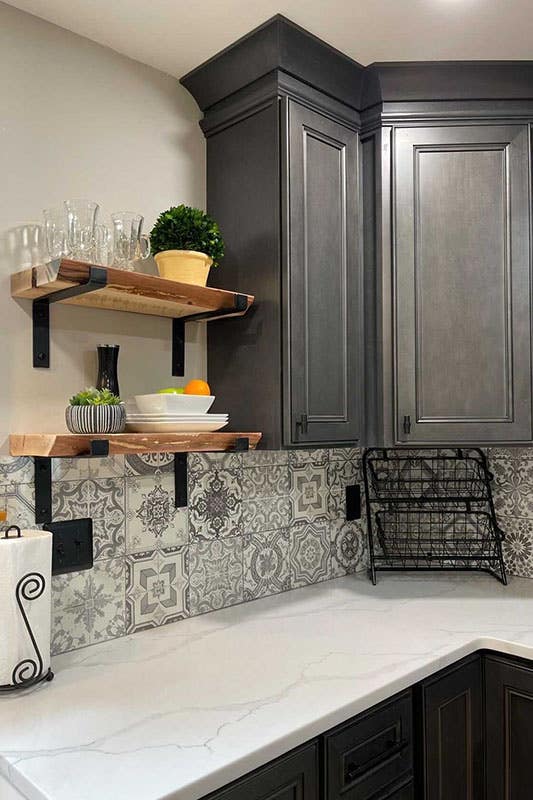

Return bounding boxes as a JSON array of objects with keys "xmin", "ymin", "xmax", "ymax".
[{"xmin": 134, "ymin": 393, "xmax": 215, "ymax": 415}]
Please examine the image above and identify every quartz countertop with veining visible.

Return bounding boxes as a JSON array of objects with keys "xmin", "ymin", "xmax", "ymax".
[{"xmin": 2, "ymin": 572, "xmax": 533, "ymax": 800}]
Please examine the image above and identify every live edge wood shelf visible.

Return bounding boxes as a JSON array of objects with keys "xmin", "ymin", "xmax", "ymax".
[
  {"xmin": 11, "ymin": 258, "xmax": 254, "ymax": 375},
  {"xmin": 9, "ymin": 432, "xmax": 262, "ymax": 458}
]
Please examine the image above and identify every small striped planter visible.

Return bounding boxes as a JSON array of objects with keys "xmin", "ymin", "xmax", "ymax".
[{"xmin": 65, "ymin": 405, "xmax": 126, "ymax": 434}]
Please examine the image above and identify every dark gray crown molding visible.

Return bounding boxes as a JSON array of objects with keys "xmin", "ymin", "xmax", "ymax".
[
  {"xmin": 362, "ymin": 62, "xmax": 533, "ymax": 108},
  {"xmin": 181, "ymin": 15, "xmax": 533, "ymax": 120},
  {"xmin": 180, "ymin": 14, "xmax": 365, "ymax": 112}
]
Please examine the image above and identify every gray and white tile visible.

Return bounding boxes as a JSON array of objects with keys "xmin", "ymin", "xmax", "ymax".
[
  {"xmin": 288, "ymin": 449, "xmax": 329, "ymax": 466},
  {"xmin": 242, "ymin": 465, "xmax": 290, "ymax": 499},
  {"xmin": 51, "ymin": 557, "xmax": 125, "ymax": 655},
  {"xmin": 125, "ymin": 453, "xmax": 174, "ymax": 477},
  {"xmin": 241, "ymin": 450, "xmax": 289, "ymax": 467},
  {"xmin": 290, "ymin": 520, "xmax": 330, "ymax": 588},
  {"xmin": 290, "ymin": 462, "xmax": 328, "ymax": 523},
  {"xmin": 3, "ymin": 483, "xmax": 36, "ymax": 529},
  {"xmin": 242, "ymin": 496, "xmax": 291, "ymax": 534},
  {"xmin": 53, "ymin": 478, "xmax": 125, "ymax": 560},
  {"xmin": 330, "ymin": 519, "xmax": 367, "ymax": 577},
  {"xmin": 188, "ymin": 465, "xmax": 242, "ymax": 540},
  {"xmin": 491, "ymin": 458, "xmax": 533, "ymax": 518},
  {"xmin": 243, "ymin": 529, "xmax": 290, "ymax": 600},
  {"xmin": 126, "ymin": 473, "xmax": 187, "ymax": 553},
  {"xmin": 52, "ymin": 455, "xmax": 125, "ymax": 482},
  {"xmin": 188, "ymin": 537, "xmax": 243, "ymax": 614},
  {"xmin": 497, "ymin": 516, "xmax": 533, "ymax": 578},
  {"xmin": 188, "ymin": 451, "xmax": 242, "ymax": 477},
  {"xmin": 125, "ymin": 546, "xmax": 188, "ymax": 632},
  {"xmin": 0, "ymin": 456, "xmax": 33, "ymax": 490}
]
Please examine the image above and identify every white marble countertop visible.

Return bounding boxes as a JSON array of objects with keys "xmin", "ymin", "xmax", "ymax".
[{"xmin": 2, "ymin": 572, "xmax": 533, "ymax": 800}]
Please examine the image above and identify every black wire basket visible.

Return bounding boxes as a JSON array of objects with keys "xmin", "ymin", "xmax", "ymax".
[{"xmin": 363, "ymin": 448, "xmax": 507, "ymax": 585}]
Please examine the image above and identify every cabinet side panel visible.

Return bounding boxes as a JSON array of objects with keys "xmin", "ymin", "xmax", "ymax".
[{"xmin": 206, "ymin": 101, "xmax": 282, "ymax": 448}]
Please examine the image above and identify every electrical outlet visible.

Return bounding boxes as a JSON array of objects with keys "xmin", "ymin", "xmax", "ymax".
[
  {"xmin": 346, "ymin": 485, "xmax": 361, "ymax": 521},
  {"xmin": 43, "ymin": 518, "xmax": 93, "ymax": 576}
]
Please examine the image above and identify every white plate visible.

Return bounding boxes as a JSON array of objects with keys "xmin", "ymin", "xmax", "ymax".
[
  {"xmin": 125, "ymin": 420, "xmax": 228, "ymax": 433},
  {"xmin": 126, "ymin": 414, "xmax": 228, "ymax": 421}
]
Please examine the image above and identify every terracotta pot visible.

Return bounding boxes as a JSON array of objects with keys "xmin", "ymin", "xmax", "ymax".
[{"xmin": 154, "ymin": 250, "xmax": 212, "ymax": 286}]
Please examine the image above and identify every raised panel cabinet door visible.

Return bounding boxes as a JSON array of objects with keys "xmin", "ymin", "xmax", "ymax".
[
  {"xmin": 203, "ymin": 741, "xmax": 319, "ymax": 800},
  {"xmin": 421, "ymin": 656, "xmax": 483, "ymax": 800},
  {"xmin": 485, "ymin": 656, "xmax": 533, "ymax": 800},
  {"xmin": 394, "ymin": 124, "xmax": 531, "ymax": 443},
  {"xmin": 286, "ymin": 99, "xmax": 361, "ymax": 445}
]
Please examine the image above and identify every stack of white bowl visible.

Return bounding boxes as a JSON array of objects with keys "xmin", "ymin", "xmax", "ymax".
[{"xmin": 125, "ymin": 393, "xmax": 228, "ymax": 433}]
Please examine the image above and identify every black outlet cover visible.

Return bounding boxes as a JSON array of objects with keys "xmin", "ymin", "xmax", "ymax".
[
  {"xmin": 43, "ymin": 518, "xmax": 93, "ymax": 576},
  {"xmin": 346, "ymin": 485, "xmax": 361, "ymax": 521}
]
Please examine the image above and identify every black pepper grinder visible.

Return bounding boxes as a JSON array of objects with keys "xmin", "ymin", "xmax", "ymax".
[{"xmin": 96, "ymin": 344, "xmax": 120, "ymax": 396}]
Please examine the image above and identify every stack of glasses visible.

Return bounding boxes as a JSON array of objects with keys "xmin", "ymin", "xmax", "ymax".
[{"xmin": 43, "ymin": 200, "xmax": 151, "ymax": 271}]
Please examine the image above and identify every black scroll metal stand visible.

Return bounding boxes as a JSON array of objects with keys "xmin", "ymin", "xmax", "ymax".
[{"xmin": 0, "ymin": 526, "xmax": 54, "ymax": 693}]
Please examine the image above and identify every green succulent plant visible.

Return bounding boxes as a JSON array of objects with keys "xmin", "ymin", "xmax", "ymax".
[
  {"xmin": 69, "ymin": 387, "xmax": 122, "ymax": 406},
  {"xmin": 150, "ymin": 205, "xmax": 224, "ymax": 266}
]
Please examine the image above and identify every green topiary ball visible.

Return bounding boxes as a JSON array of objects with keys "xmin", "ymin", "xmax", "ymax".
[{"xmin": 150, "ymin": 205, "xmax": 224, "ymax": 267}]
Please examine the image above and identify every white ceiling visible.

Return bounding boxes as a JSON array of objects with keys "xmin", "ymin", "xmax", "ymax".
[{"xmin": 5, "ymin": 0, "xmax": 533, "ymax": 80}]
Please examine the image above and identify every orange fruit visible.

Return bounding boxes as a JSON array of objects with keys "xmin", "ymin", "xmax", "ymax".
[{"xmin": 184, "ymin": 379, "xmax": 211, "ymax": 396}]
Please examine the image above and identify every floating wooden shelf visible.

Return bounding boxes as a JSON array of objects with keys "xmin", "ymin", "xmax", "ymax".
[
  {"xmin": 11, "ymin": 259, "xmax": 254, "ymax": 319},
  {"xmin": 10, "ymin": 432, "xmax": 262, "ymax": 458}
]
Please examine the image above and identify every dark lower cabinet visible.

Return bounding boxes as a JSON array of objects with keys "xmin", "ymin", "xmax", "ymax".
[
  {"xmin": 202, "ymin": 652, "xmax": 533, "ymax": 800},
  {"xmin": 485, "ymin": 655, "xmax": 533, "ymax": 800},
  {"xmin": 419, "ymin": 655, "xmax": 483, "ymax": 800},
  {"xmin": 203, "ymin": 741, "xmax": 319, "ymax": 799}
]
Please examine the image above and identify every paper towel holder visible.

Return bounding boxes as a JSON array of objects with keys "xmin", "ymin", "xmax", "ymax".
[{"xmin": 0, "ymin": 526, "xmax": 54, "ymax": 694}]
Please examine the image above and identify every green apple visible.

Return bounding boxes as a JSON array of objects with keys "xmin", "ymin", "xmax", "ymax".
[{"xmin": 157, "ymin": 387, "xmax": 185, "ymax": 394}]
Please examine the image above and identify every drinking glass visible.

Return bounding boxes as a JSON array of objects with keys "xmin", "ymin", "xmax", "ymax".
[
  {"xmin": 111, "ymin": 212, "xmax": 150, "ymax": 271},
  {"xmin": 65, "ymin": 199, "xmax": 99, "ymax": 261},
  {"xmin": 43, "ymin": 207, "xmax": 70, "ymax": 260},
  {"xmin": 94, "ymin": 224, "xmax": 112, "ymax": 266}
]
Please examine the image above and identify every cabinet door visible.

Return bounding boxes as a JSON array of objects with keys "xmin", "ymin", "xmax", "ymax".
[
  {"xmin": 394, "ymin": 124, "xmax": 531, "ymax": 443},
  {"xmin": 204, "ymin": 742, "xmax": 319, "ymax": 800},
  {"xmin": 485, "ymin": 655, "xmax": 533, "ymax": 800},
  {"xmin": 421, "ymin": 656, "xmax": 483, "ymax": 800},
  {"xmin": 286, "ymin": 99, "xmax": 361, "ymax": 445}
]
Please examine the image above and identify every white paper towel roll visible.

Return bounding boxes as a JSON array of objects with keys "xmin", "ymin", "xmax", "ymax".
[{"xmin": 0, "ymin": 528, "xmax": 52, "ymax": 688}]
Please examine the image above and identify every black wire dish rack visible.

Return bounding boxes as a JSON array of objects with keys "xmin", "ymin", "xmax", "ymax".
[{"xmin": 362, "ymin": 448, "xmax": 507, "ymax": 585}]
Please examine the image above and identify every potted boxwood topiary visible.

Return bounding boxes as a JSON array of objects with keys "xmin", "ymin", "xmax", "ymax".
[
  {"xmin": 150, "ymin": 204, "xmax": 224, "ymax": 286},
  {"xmin": 66, "ymin": 388, "xmax": 125, "ymax": 434}
]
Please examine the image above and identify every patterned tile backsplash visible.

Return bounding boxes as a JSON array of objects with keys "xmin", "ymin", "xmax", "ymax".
[{"xmin": 1, "ymin": 446, "xmax": 532, "ymax": 657}]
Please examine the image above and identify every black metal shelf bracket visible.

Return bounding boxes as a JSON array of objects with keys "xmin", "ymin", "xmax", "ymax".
[
  {"xmin": 171, "ymin": 293, "xmax": 249, "ymax": 377},
  {"xmin": 33, "ymin": 266, "xmax": 108, "ymax": 368},
  {"xmin": 34, "ymin": 439, "xmax": 110, "ymax": 524},
  {"xmin": 174, "ymin": 453, "xmax": 188, "ymax": 508}
]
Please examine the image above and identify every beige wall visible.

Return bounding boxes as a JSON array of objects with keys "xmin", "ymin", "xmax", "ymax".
[{"xmin": 0, "ymin": 2, "xmax": 206, "ymax": 451}]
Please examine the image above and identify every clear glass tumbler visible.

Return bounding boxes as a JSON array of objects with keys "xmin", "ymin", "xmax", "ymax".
[
  {"xmin": 65, "ymin": 199, "xmax": 99, "ymax": 261},
  {"xmin": 94, "ymin": 224, "xmax": 112, "ymax": 266},
  {"xmin": 111, "ymin": 212, "xmax": 150, "ymax": 271},
  {"xmin": 43, "ymin": 207, "xmax": 70, "ymax": 260}
]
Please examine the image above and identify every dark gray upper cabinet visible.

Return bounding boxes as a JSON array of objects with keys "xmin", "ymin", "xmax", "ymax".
[
  {"xmin": 393, "ymin": 123, "xmax": 531, "ymax": 444},
  {"xmin": 183, "ymin": 15, "xmax": 533, "ymax": 447},
  {"xmin": 287, "ymin": 102, "xmax": 361, "ymax": 445},
  {"xmin": 182, "ymin": 19, "xmax": 363, "ymax": 448}
]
